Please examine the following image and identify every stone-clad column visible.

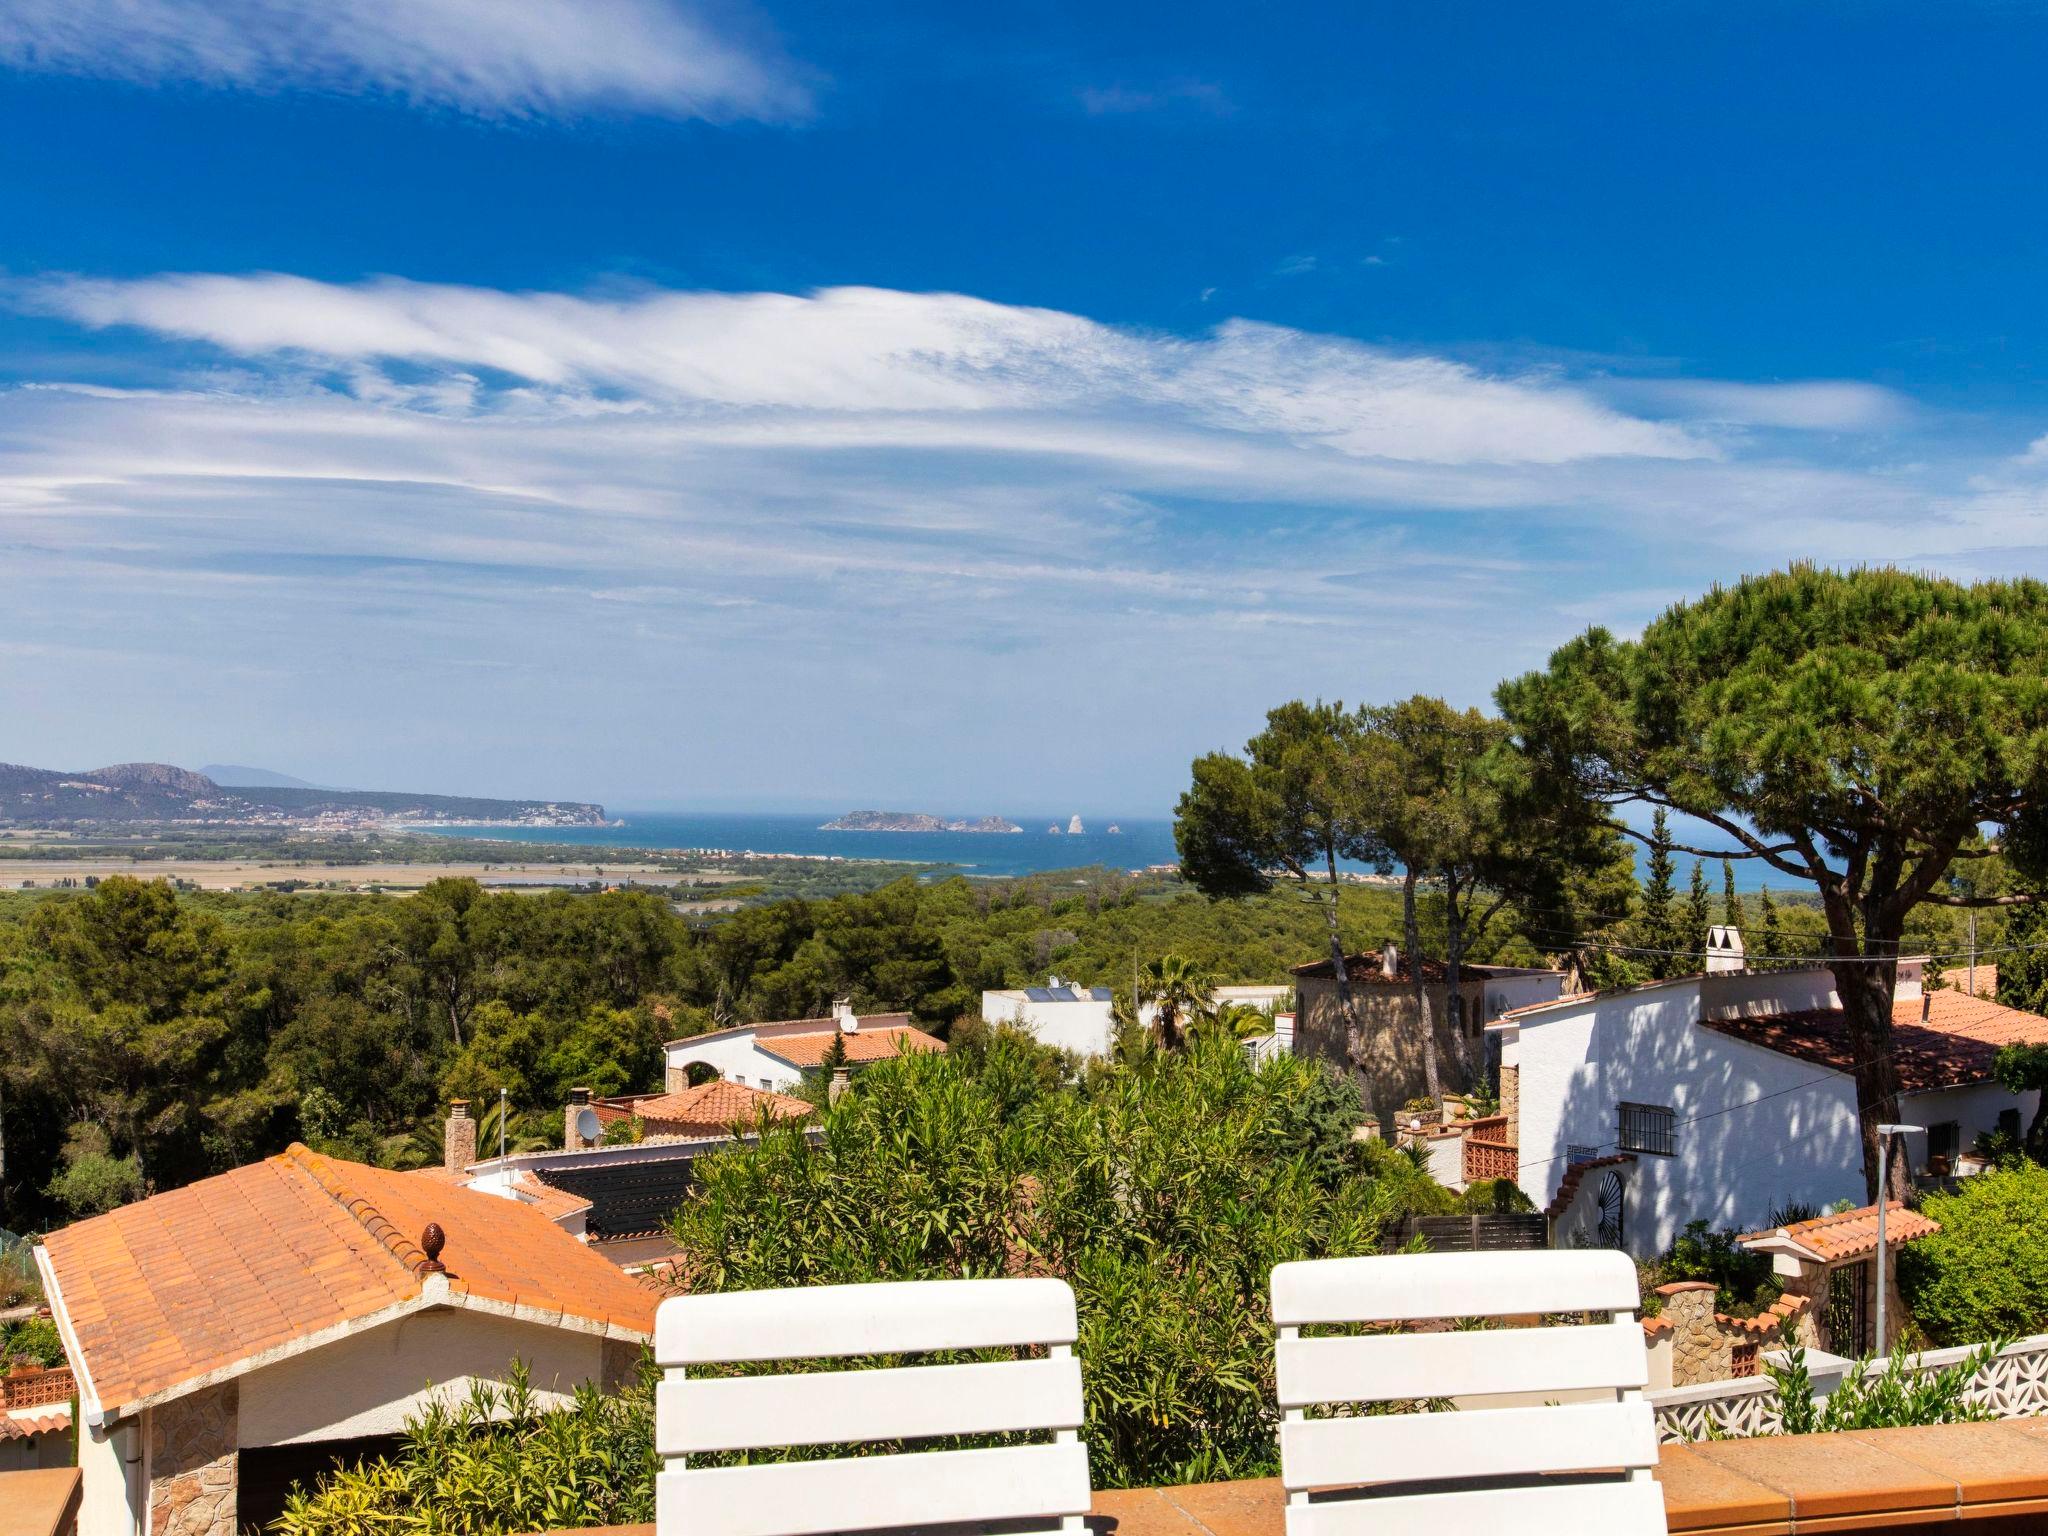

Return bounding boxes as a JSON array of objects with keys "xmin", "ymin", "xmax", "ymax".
[{"xmin": 149, "ymin": 1382, "xmax": 238, "ymax": 1536}]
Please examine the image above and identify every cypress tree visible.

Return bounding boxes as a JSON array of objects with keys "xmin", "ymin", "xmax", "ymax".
[
  {"xmin": 1723, "ymin": 860, "xmax": 1745, "ymax": 933},
  {"xmin": 1637, "ymin": 809, "xmax": 1679, "ymax": 978}
]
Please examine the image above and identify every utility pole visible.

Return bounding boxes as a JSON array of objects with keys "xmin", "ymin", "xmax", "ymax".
[
  {"xmin": 498, "ymin": 1086, "xmax": 508, "ymax": 1165},
  {"xmin": 1968, "ymin": 910, "xmax": 1978, "ymax": 997}
]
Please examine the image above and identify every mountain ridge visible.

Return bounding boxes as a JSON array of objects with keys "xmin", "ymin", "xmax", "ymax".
[{"xmin": 0, "ymin": 761, "xmax": 605, "ymax": 830}]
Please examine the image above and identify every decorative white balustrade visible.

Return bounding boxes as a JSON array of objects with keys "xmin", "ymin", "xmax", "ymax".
[{"xmin": 1649, "ymin": 1333, "xmax": 2048, "ymax": 1444}]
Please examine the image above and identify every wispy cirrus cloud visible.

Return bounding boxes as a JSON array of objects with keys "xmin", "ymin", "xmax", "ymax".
[
  {"xmin": 2, "ymin": 269, "xmax": 2035, "ymax": 803},
  {"xmin": 0, "ymin": 0, "xmax": 810, "ymax": 122}
]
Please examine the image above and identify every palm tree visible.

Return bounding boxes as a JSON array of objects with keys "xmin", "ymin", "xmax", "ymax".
[
  {"xmin": 1136, "ymin": 954, "xmax": 1217, "ymax": 1051},
  {"xmin": 1209, "ymin": 1001, "xmax": 1275, "ymax": 1041}
]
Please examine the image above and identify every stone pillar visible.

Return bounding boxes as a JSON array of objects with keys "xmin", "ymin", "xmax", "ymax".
[
  {"xmin": 1499, "ymin": 1063, "xmax": 1520, "ymax": 1148},
  {"xmin": 149, "ymin": 1383, "xmax": 237, "ymax": 1536},
  {"xmin": 1777, "ymin": 1263, "xmax": 1829, "ymax": 1350},
  {"xmin": 664, "ymin": 1062, "xmax": 687, "ymax": 1094},
  {"xmin": 828, "ymin": 1066, "xmax": 850, "ymax": 1105},
  {"xmin": 443, "ymin": 1100, "xmax": 475, "ymax": 1174},
  {"xmin": 1655, "ymin": 1282, "xmax": 1731, "ymax": 1387}
]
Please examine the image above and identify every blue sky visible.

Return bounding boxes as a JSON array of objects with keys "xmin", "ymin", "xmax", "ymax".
[{"xmin": 4, "ymin": 1, "xmax": 2048, "ymax": 813}]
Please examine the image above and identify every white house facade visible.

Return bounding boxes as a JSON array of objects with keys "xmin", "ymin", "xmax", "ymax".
[
  {"xmin": 1496, "ymin": 960, "xmax": 2046, "ymax": 1259},
  {"xmin": 663, "ymin": 1005, "xmax": 943, "ymax": 1094},
  {"xmin": 980, "ymin": 980, "xmax": 1116, "ymax": 1056}
]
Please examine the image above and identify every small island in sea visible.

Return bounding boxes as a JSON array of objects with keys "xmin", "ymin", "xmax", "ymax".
[{"xmin": 819, "ymin": 810, "xmax": 1024, "ymax": 833}]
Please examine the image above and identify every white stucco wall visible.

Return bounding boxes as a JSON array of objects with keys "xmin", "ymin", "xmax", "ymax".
[
  {"xmin": 1903, "ymin": 1082, "xmax": 2041, "ymax": 1168},
  {"xmin": 664, "ymin": 1034, "xmax": 804, "ymax": 1092},
  {"xmin": 77, "ymin": 1418, "xmax": 142, "ymax": 1536},
  {"xmin": 1504, "ymin": 970, "xmax": 1867, "ymax": 1257},
  {"xmin": 981, "ymin": 995, "xmax": 1115, "ymax": 1057},
  {"xmin": 1476, "ymin": 972, "xmax": 1568, "ymax": 1023},
  {"xmin": 236, "ymin": 1308, "xmax": 603, "ymax": 1448}
]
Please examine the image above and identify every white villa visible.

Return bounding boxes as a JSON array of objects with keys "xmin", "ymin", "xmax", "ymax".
[
  {"xmin": 1497, "ymin": 930, "xmax": 2047, "ymax": 1258},
  {"xmin": 662, "ymin": 1001, "xmax": 944, "ymax": 1094},
  {"xmin": 980, "ymin": 977, "xmax": 1294, "ymax": 1059}
]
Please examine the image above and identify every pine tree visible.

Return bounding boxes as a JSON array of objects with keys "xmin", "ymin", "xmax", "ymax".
[
  {"xmin": 1723, "ymin": 861, "xmax": 1745, "ymax": 933},
  {"xmin": 1997, "ymin": 900, "xmax": 2048, "ymax": 1016},
  {"xmin": 1683, "ymin": 860, "xmax": 1712, "ymax": 966},
  {"xmin": 1637, "ymin": 809, "xmax": 1679, "ymax": 978}
]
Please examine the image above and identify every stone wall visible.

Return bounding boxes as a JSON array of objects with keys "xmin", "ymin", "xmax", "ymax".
[
  {"xmin": 1293, "ymin": 976, "xmax": 1489, "ymax": 1124},
  {"xmin": 1651, "ymin": 1282, "xmax": 1806, "ymax": 1388},
  {"xmin": 1500, "ymin": 1063, "xmax": 1520, "ymax": 1148},
  {"xmin": 148, "ymin": 1383, "xmax": 237, "ymax": 1536}
]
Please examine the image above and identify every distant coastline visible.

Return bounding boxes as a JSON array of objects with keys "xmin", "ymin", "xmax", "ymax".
[{"xmin": 819, "ymin": 810, "xmax": 1023, "ymax": 833}]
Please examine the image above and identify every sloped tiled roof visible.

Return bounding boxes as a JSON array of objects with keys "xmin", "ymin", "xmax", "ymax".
[
  {"xmin": 1703, "ymin": 990, "xmax": 2048, "ymax": 1092},
  {"xmin": 758, "ymin": 1023, "xmax": 944, "ymax": 1067},
  {"xmin": 1740, "ymin": 1201, "xmax": 1940, "ymax": 1263},
  {"xmin": 40, "ymin": 1144, "xmax": 657, "ymax": 1418},
  {"xmin": 631, "ymin": 1079, "xmax": 812, "ymax": 1131}
]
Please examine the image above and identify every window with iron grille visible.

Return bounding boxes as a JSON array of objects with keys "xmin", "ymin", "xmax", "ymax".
[
  {"xmin": 1999, "ymin": 1107, "xmax": 2022, "ymax": 1142},
  {"xmin": 1617, "ymin": 1101, "xmax": 1676, "ymax": 1157}
]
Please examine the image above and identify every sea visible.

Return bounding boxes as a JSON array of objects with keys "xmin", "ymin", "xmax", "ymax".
[{"xmin": 415, "ymin": 812, "xmax": 1183, "ymax": 879}]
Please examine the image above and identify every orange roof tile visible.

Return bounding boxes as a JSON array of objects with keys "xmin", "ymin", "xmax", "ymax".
[
  {"xmin": 1703, "ymin": 989, "xmax": 2048, "ymax": 1092},
  {"xmin": 758, "ymin": 1023, "xmax": 944, "ymax": 1067},
  {"xmin": 1740, "ymin": 1201, "xmax": 1941, "ymax": 1263},
  {"xmin": 41, "ymin": 1144, "xmax": 657, "ymax": 1418},
  {"xmin": 630, "ymin": 1080, "xmax": 813, "ymax": 1133}
]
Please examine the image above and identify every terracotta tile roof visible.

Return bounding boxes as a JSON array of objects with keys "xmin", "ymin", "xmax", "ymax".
[
  {"xmin": 665, "ymin": 1011, "xmax": 916, "ymax": 1050},
  {"xmin": 1740, "ymin": 1201, "xmax": 1940, "ymax": 1263},
  {"xmin": 1702, "ymin": 990, "xmax": 2048, "ymax": 1092},
  {"xmin": 508, "ymin": 1169, "xmax": 595, "ymax": 1224},
  {"xmin": 0, "ymin": 1410, "xmax": 70, "ymax": 1441},
  {"xmin": 756, "ymin": 1023, "xmax": 944, "ymax": 1067},
  {"xmin": 1939, "ymin": 964, "xmax": 1998, "ymax": 1000},
  {"xmin": 630, "ymin": 1080, "xmax": 812, "ymax": 1133},
  {"xmin": 40, "ymin": 1143, "xmax": 657, "ymax": 1418},
  {"xmin": 1542, "ymin": 1152, "xmax": 1634, "ymax": 1220}
]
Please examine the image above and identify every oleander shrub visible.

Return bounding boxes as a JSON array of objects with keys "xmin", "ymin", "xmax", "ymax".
[
  {"xmin": 672, "ymin": 1032, "xmax": 1421, "ymax": 1488},
  {"xmin": 1767, "ymin": 1339, "xmax": 2003, "ymax": 1434},
  {"xmin": 273, "ymin": 1363, "xmax": 657, "ymax": 1536},
  {"xmin": 1897, "ymin": 1163, "xmax": 2048, "ymax": 1345}
]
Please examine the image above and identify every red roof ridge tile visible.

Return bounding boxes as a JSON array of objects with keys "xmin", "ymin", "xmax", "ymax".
[{"xmin": 280, "ymin": 1144, "xmax": 432, "ymax": 1279}]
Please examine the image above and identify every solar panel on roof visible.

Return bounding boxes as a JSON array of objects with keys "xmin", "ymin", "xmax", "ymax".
[
  {"xmin": 1089, "ymin": 988, "xmax": 1113, "ymax": 1001},
  {"xmin": 1024, "ymin": 987, "xmax": 1055, "ymax": 1001}
]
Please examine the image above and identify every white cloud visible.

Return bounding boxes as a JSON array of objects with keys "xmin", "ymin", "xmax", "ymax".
[
  {"xmin": 0, "ymin": 0, "xmax": 808, "ymax": 122},
  {"xmin": 25, "ymin": 272, "xmax": 1708, "ymax": 466},
  {"xmin": 1611, "ymin": 378, "xmax": 1907, "ymax": 431},
  {"xmin": 4, "ymin": 268, "xmax": 2031, "ymax": 803}
]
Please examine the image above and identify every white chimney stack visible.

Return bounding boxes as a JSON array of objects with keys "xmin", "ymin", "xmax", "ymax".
[
  {"xmin": 1706, "ymin": 926, "xmax": 1746, "ymax": 973},
  {"xmin": 834, "ymin": 997, "xmax": 859, "ymax": 1032}
]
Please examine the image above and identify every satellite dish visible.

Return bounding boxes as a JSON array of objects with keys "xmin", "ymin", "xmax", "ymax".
[{"xmin": 575, "ymin": 1106, "xmax": 602, "ymax": 1145}]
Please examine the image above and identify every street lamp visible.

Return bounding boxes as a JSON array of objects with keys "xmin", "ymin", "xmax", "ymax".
[{"xmin": 1875, "ymin": 1122, "xmax": 1923, "ymax": 1353}]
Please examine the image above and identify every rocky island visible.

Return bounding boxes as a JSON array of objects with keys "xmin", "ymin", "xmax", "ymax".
[{"xmin": 820, "ymin": 811, "xmax": 1023, "ymax": 833}]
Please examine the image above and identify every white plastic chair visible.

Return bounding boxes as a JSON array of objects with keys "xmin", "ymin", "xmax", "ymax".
[
  {"xmin": 655, "ymin": 1277, "xmax": 1091, "ymax": 1536},
  {"xmin": 1269, "ymin": 1249, "xmax": 1665, "ymax": 1536}
]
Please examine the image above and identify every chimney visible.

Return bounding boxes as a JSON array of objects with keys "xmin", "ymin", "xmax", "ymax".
[
  {"xmin": 443, "ymin": 1100, "xmax": 475, "ymax": 1175},
  {"xmin": 1922, "ymin": 990, "xmax": 1932, "ymax": 1022},
  {"xmin": 1705, "ymin": 925, "xmax": 1746, "ymax": 974},
  {"xmin": 1381, "ymin": 941, "xmax": 1399, "ymax": 980},
  {"xmin": 829, "ymin": 1066, "xmax": 851, "ymax": 1106},
  {"xmin": 566, "ymin": 1086, "xmax": 592, "ymax": 1151},
  {"xmin": 834, "ymin": 997, "xmax": 860, "ymax": 1033}
]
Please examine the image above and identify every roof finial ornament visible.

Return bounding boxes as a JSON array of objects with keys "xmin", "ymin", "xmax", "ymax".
[{"xmin": 420, "ymin": 1221, "xmax": 447, "ymax": 1274}]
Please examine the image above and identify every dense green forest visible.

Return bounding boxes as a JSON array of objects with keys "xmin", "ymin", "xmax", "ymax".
[
  {"xmin": 0, "ymin": 832, "xmax": 2005, "ymax": 1235},
  {"xmin": 0, "ymin": 868, "xmax": 1420, "ymax": 1230}
]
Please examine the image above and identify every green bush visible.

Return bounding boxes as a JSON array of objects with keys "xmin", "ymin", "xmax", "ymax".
[
  {"xmin": 274, "ymin": 1362, "xmax": 656, "ymax": 1536},
  {"xmin": 1897, "ymin": 1164, "xmax": 2048, "ymax": 1345},
  {"xmin": 1767, "ymin": 1340, "xmax": 2002, "ymax": 1434},
  {"xmin": 0, "ymin": 1315, "xmax": 64, "ymax": 1367},
  {"xmin": 1650, "ymin": 1219, "xmax": 1780, "ymax": 1316},
  {"xmin": 673, "ymin": 1034, "xmax": 1425, "ymax": 1488}
]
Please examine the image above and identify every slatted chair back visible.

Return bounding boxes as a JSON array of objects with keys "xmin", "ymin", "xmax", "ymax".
[
  {"xmin": 1269, "ymin": 1249, "xmax": 1665, "ymax": 1536},
  {"xmin": 655, "ymin": 1277, "xmax": 1091, "ymax": 1536}
]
